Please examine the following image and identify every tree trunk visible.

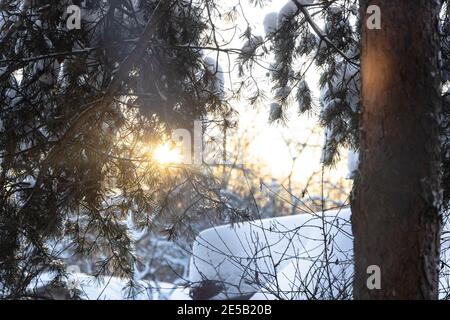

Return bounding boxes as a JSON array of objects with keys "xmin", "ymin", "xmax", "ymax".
[{"xmin": 352, "ymin": 0, "xmax": 442, "ymax": 299}]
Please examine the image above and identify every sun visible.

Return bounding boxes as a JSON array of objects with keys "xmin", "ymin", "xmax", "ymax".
[{"xmin": 153, "ymin": 143, "xmax": 183, "ymax": 165}]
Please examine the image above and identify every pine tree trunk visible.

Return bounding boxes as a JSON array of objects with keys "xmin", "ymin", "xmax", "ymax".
[{"xmin": 352, "ymin": 0, "xmax": 442, "ymax": 299}]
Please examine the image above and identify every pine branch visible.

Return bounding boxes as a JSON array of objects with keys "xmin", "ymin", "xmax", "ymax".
[
  {"xmin": 292, "ymin": 0, "xmax": 360, "ymax": 68},
  {"xmin": 18, "ymin": 1, "xmax": 170, "ymax": 215}
]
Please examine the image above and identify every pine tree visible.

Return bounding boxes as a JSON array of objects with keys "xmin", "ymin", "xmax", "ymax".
[
  {"xmin": 0, "ymin": 0, "xmax": 232, "ymax": 298},
  {"xmin": 246, "ymin": 0, "xmax": 449, "ymax": 299}
]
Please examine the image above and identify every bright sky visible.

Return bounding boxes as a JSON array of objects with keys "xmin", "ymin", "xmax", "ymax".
[{"xmin": 206, "ymin": 0, "xmax": 350, "ymax": 184}]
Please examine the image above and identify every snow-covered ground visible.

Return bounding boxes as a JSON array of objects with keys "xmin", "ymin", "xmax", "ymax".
[
  {"xmin": 27, "ymin": 207, "xmax": 450, "ymax": 300},
  {"xmin": 29, "ymin": 272, "xmax": 191, "ymax": 300},
  {"xmin": 29, "ymin": 208, "xmax": 352, "ymax": 300}
]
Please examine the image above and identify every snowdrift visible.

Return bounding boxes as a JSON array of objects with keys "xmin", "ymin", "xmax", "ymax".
[{"xmin": 189, "ymin": 208, "xmax": 353, "ymax": 300}]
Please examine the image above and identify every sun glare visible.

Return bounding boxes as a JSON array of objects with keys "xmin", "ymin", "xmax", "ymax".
[{"xmin": 153, "ymin": 143, "xmax": 182, "ymax": 165}]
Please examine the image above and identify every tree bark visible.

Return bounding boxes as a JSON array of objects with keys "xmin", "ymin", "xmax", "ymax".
[{"xmin": 352, "ymin": 0, "xmax": 442, "ymax": 299}]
